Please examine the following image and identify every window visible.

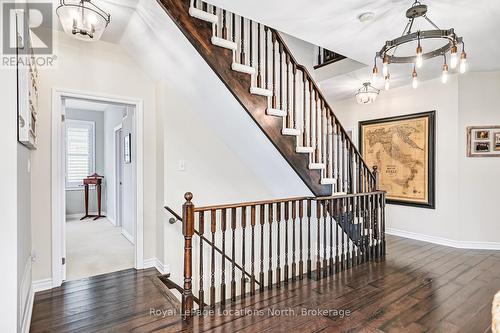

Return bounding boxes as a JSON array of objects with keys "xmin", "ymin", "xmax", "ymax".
[{"xmin": 66, "ymin": 120, "xmax": 95, "ymax": 189}]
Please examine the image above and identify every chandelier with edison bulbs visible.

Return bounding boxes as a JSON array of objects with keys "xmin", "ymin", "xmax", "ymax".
[{"xmin": 372, "ymin": 0, "xmax": 467, "ymax": 90}]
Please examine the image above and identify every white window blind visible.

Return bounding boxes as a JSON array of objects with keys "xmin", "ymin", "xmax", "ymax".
[{"xmin": 66, "ymin": 120, "xmax": 95, "ymax": 189}]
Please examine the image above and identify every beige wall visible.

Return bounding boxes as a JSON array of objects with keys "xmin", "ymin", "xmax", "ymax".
[{"xmin": 31, "ymin": 30, "xmax": 158, "ymax": 281}]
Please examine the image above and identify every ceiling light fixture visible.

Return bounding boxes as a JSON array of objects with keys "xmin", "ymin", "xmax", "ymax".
[
  {"xmin": 57, "ymin": 0, "xmax": 111, "ymax": 41},
  {"xmin": 355, "ymin": 82, "xmax": 380, "ymax": 105},
  {"xmin": 358, "ymin": 12, "xmax": 375, "ymax": 22},
  {"xmin": 372, "ymin": 0, "xmax": 467, "ymax": 89}
]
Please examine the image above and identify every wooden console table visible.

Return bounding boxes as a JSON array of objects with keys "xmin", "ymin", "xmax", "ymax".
[{"xmin": 81, "ymin": 173, "xmax": 106, "ymax": 221}]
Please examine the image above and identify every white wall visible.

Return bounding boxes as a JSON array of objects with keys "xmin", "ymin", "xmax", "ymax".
[
  {"xmin": 17, "ymin": 145, "xmax": 32, "ymax": 333},
  {"xmin": 65, "ymin": 109, "xmax": 105, "ymax": 216},
  {"xmin": 31, "ymin": 29, "xmax": 157, "ymax": 281},
  {"xmin": 458, "ymin": 71, "xmax": 500, "ymax": 243},
  {"xmin": 0, "ymin": 66, "xmax": 19, "ymax": 332},
  {"xmin": 334, "ymin": 72, "xmax": 500, "ymax": 246},
  {"xmin": 0, "ymin": 49, "xmax": 31, "ymax": 332}
]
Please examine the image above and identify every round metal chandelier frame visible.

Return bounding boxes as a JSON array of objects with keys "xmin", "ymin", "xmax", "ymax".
[{"xmin": 372, "ymin": 0, "xmax": 467, "ymax": 90}]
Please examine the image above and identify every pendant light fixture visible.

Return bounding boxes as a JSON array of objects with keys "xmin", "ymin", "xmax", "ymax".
[
  {"xmin": 355, "ymin": 82, "xmax": 380, "ymax": 105},
  {"xmin": 57, "ymin": 0, "xmax": 111, "ymax": 41},
  {"xmin": 371, "ymin": 0, "xmax": 467, "ymax": 90},
  {"xmin": 412, "ymin": 66, "xmax": 418, "ymax": 89},
  {"xmin": 441, "ymin": 55, "xmax": 449, "ymax": 83}
]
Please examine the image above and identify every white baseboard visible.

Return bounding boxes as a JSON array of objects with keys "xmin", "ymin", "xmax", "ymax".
[
  {"xmin": 107, "ymin": 216, "xmax": 116, "ymax": 226},
  {"xmin": 386, "ymin": 227, "xmax": 500, "ymax": 250},
  {"xmin": 21, "ymin": 286, "xmax": 34, "ymax": 333},
  {"xmin": 20, "ymin": 260, "xmax": 33, "ymax": 333},
  {"xmin": 121, "ymin": 228, "xmax": 135, "ymax": 245},
  {"xmin": 143, "ymin": 258, "xmax": 170, "ymax": 275},
  {"xmin": 66, "ymin": 212, "xmax": 108, "ymax": 221},
  {"xmin": 33, "ymin": 278, "xmax": 53, "ymax": 292}
]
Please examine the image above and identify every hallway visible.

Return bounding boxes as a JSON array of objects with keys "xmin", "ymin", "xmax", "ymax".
[{"xmin": 66, "ymin": 218, "xmax": 134, "ymax": 281}]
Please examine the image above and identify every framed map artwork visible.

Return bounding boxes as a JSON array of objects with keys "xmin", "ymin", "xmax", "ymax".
[{"xmin": 359, "ymin": 111, "xmax": 436, "ymax": 209}]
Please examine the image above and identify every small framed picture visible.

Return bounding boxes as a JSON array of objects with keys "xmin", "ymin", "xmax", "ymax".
[
  {"xmin": 124, "ymin": 133, "xmax": 131, "ymax": 163},
  {"xmin": 474, "ymin": 142, "xmax": 490, "ymax": 153},
  {"xmin": 467, "ymin": 126, "xmax": 500, "ymax": 157},
  {"xmin": 495, "ymin": 133, "xmax": 500, "ymax": 151},
  {"xmin": 475, "ymin": 130, "xmax": 490, "ymax": 140}
]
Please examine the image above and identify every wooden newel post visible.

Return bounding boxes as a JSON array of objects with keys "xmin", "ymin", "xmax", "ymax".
[
  {"xmin": 182, "ymin": 192, "xmax": 195, "ymax": 321},
  {"xmin": 372, "ymin": 166, "xmax": 379, "ymax": 190}
]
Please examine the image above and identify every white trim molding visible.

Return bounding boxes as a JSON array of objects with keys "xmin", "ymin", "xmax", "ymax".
[
  {"xmin": 121, "ymin": 228, "xmax": 135, "ymax": 245},
  {"xmin": 143, "ymin": 258, "xmax": 170, "ymax": 275},
  {"xmin": 33, "ymin": 278, "xmax": 53, "ymax": 292},
  {"xmin": 20, "ymin": 260, "xmax": 33, "ymax": 333},
  {"xmin": 52, "ymin": 88, "xmax": 145, "ymax": 287},
  {"xmin": 386, "ymin": 228, "xmax": 500, "ymax": 250}
]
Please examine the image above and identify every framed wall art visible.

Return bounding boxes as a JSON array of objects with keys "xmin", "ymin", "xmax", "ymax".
[
  {"xmin": 359, "ymin": 111, "xmax": 436, "ymax": 209},
  {"xmin": 467, "ymin": 126, "xmax": 500, "ymax": 157}
]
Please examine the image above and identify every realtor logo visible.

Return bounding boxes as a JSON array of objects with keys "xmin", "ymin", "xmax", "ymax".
[{"xmin": 2, "ymin": 2, "xmax": 55, "ymax": 67}]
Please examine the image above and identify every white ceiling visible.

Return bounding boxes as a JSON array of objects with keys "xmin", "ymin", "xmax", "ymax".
[
  {"xmin": 52, "ymin": 0, "xmax": 141, "ymax": 43},
  {"xmin": 52, "ymin": 0, "xmax": 500, "ymax": 101},
  {"xmin": 205, "ymin": 0, "xmax": 500, "ymax": 101}
]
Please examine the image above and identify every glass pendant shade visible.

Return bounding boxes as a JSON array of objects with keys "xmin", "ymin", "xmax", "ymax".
[
  {"xmin": 355, "ymin": 83, "xmax": 380, "ymax": 105},
  {"xmin": 57, "ymin": 0, "xmax": 110, "ymax": 41}
]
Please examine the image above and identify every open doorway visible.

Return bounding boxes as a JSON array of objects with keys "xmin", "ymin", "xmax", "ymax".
[{"xmin": 52, "ymin": 89, "xmax": 144, "ymax": 284}]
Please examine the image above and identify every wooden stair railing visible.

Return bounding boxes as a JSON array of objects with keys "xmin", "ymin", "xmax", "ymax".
[
  {"xmin": 164, "ymin": 206, "xmax": 260, "ymax": 287},
  {"xmin": 157, "ymin": 0, "xmax": 377, "ymax": 197},
  {"xmin": 179, "ymin": 191, "xmax": 386, "ymax": 320}
]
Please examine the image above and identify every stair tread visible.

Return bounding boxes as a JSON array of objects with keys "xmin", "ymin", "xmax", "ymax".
[
  {"xmin": 296, "ymin": 146, "xmax": 314, "ymax": 153},
  {"xmin": 321, "ymin": 178, "xmax": 336, "ymax": 185},
  {"xmin": 189, "ymin": 7, "xmax": 218, "ymax": 24},
  {"xmin": 232, "ymin": 63, "xmax": 256, "ymax": 75},
  {"xmin": 250, "ymin": 87, "xmax": 273, "ymax": 97},
  {"xmin": 282, "ymin": 128, "xmax": 301, "ymax": 136},
  {"xmin": 309, "ymin": 163, "xmax": 326, "ymax": 170},
  {"xmin": 267, "ymin": 108, "xmax": 287, "ymax": 117},
  {"xmin": 211, "ymin": 36, "xmax": 238, "ymax": 50}
]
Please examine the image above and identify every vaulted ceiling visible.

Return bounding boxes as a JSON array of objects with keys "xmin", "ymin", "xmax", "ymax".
[
  {"xmin": 53, "ymin": 0, "xmax": 500, "ymax": 101},
  {"xmin": 204, "ymin": 0, "xmax": 500, "ymax": 100}
]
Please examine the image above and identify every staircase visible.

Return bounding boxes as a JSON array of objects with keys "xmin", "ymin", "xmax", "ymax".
[
  {"xmin": 157, "ymin": 0, "xmax": 377, "ymax": 197},
  {"xmin": 157, "ymin": 0, "xmax": 386, "ymax": 321}
]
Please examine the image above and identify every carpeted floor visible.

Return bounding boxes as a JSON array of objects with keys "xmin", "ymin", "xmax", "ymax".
[{"xmin": 66, "ymin": 217, "xmax": 134, "ymax": 281}]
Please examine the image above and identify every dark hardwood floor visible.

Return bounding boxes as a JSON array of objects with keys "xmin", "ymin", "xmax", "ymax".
[{"xmin": 30, "ymin": 235, "xmax": 499, "ymax": 332}]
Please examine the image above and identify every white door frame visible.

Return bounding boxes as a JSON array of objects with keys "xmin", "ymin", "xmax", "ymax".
[
  {"xmin": 113, "ymin": 125, "xmax": 123, "ymax": 228},
  {"xmin": 51, "ymin": 88, "xmax": 144, "ymax": 287}
]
